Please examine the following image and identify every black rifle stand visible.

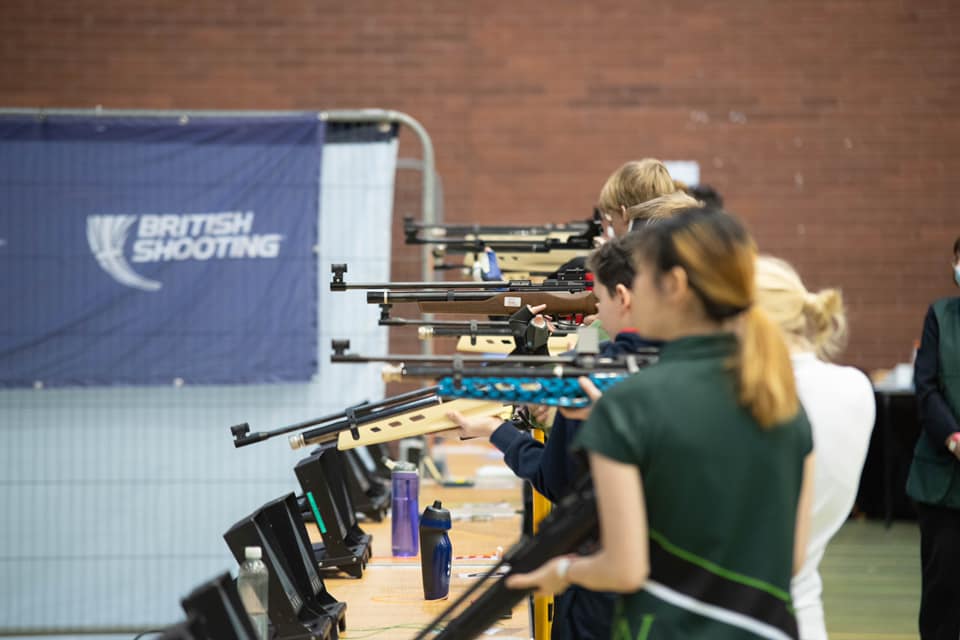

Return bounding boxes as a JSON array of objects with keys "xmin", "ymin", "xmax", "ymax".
[
  {"xmin": 362, "ymin": 442, "xmax": 394, "ymax": 481},
  {"xmin": 295, "ymin": 444, "xmax": 373, "ymax": 578},
  {"xmin": 341, "ymin": 447, "xmax": 390, "ymax": 522},
  {"xmin": 224, "ymin": 493, "xmax": 346, "ymax": 640},
  {"xmin": 299, "ymin": 446, "xmax": 389, "ymax": 523},
  {"xmin": 179, "ymin": 573, "xmax": 255, "ymax": 640}
]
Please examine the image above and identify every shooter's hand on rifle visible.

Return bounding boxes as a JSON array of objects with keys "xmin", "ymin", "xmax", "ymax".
[
  {"xmin": 528, "ymin": 404, "xmax": 554, "ymax": 426},
  {"xmin": 506, "ymin": 554, "xmax": 576, "ymax": 596},
  {"xmin": 525, "ymin": 303, "xmax": 558, "ymax": 334},
  {"xmin": 446, "ymin": 410, "xmax": 503, "ymax": 439},
  {"xmin": 557, "ymin": 376, "xmax": 603, "ymax": 420}
]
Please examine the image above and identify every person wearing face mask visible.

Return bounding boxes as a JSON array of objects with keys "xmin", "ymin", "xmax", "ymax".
[{"xmin": 905, "ymin": 236, "xmax": 960, "ymax": 640}]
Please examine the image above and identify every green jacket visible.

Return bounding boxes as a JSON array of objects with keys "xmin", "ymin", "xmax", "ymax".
[
  {"xmin": 906, "ymin": 297, "xmax": 960, "ymax": 508},
  {"xmin": 576, "ymin": 333, "xmax": 811, "ymax": 639}
]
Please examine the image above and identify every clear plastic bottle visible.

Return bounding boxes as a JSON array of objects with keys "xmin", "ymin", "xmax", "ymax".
[{"xmin": 238, "ymin": 546, "xmax": 269, "ymax": 640}]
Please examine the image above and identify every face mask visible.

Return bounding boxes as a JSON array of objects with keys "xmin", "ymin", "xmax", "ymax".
[{"xmin": 954, "ymin": 265, "xmax": 960, "ymax": 287}]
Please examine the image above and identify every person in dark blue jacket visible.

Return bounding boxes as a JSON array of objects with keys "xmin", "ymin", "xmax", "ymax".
[{"xmin": 447, "ymin": 239, "xmax": 661, "ymax": 640}]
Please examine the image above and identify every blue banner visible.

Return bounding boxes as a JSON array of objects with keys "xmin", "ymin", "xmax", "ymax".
[{"xmin": 0, "ymin": 115, "xmax": 323, "ymax": 387}]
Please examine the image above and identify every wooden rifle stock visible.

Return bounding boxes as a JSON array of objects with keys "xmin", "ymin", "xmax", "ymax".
[{"xmin": 332, "ymin": 398, "xmax": 510, "ymax": 450}]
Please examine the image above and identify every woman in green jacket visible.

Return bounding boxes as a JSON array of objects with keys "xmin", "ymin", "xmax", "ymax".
[
  {"xmin": 509, "ymin": 208, "xmax": 815, "ymax": 640},
  {"xmin": 905, "ymin": 236, "xmax": 960, "ymax": 639}
]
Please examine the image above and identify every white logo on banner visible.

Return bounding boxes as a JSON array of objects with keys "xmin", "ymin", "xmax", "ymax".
[{"xmin": 86, "ymin": 211, "xmax": 283, "ymax": 292}]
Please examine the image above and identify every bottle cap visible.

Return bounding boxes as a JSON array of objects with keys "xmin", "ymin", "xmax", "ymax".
[
  {"xmin": 244, "ymin": 546, "xmax": 262, "ymax": 560},
  {"xmin": 420, "ymin": 500, "xmax": 451, "ymax": 530},
  {"xmin": 392, "ymin": 460, "xmax": 419, "ymax": 475}
]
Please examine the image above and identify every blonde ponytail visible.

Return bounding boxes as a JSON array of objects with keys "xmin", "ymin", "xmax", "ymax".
[
  {"xmin": 736, "ymin": 306, "xmax": 799, "ymax": 428},
  {"xmin": 803, "ymin": 288, "xmax": 847, "ymax": 360},
  {"xmin": 755, "ymin": 256, "xmax": 848, "ymax": 361}
]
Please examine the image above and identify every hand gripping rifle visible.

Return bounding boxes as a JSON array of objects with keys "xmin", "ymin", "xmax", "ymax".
[
  {"xmin": 411, "ymin": 481, "xmax": 599, "ymax": 640},
  {"xmin": 330, "ymin": 328, "xmax": 658, "ymax": 408},
  {"xmin": 230, "ymin": 385, "xmax": 515, "ymax": 452}
]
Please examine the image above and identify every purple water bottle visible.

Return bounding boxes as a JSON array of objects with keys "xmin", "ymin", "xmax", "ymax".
[{"xmin": 391, "ymin": 462, "xmax": 419, "ymax": 557}]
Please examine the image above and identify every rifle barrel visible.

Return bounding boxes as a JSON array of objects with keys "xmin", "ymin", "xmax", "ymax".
[{"xmin": 231, "ymin": 385, "xmax": 439, "ymax": 447}]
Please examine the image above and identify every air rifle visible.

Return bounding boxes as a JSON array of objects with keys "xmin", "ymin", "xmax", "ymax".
[
  {"xmin": 330, "ymin": 263, "xmax": 597, "ymax": 318},
  {"xmin": 403, "ymin": 212, "xmax": 603, "ymax": 254},
  {"xmin": 329, "ymin": 263, "xmax": 589, "ymax": 291},
  {"xmin": 230, "ymin": 385, "xmax": 514, "ymax": 452},
  {"xmin": 385, "ymin": 305, "xmax": 578, "ymax": 355},
  {"xmin": 434, "ymin": 250, "xmax": 589, "ymax": 279},
  {"xmin": 371, "ymin": 290, "xmax": 595, "ymax": 317},
  {"xmin": 411, "ymin": 481, "xmax": 599, "ymax": 640},
  {"xmin": 329, "ymin": 330, "xmax": 658, "ymax": 408}
]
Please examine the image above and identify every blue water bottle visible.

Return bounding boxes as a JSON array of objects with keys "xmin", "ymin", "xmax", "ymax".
[
  {"xmin": 391, "ymin": 462, "xmax": 419, "ymax": 557},
  {"xmin": 419, "ymin": 500, "xmax": 452, "ymax": 600}
]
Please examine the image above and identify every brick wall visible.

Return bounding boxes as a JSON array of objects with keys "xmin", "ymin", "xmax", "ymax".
[{"xmin": 2, "ymin": 0, "xmax": 958, "ymax": 372}]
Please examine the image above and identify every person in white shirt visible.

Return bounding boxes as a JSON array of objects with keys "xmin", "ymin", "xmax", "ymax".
[{"xmin": 755, "ymin": 255, "xmax": 876, "ymax": 640}]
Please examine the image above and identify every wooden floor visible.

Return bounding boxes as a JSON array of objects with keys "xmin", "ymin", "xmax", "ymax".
[{"xmin": 821, "ymin": 518, "xmax": 921, "ymax": 640}]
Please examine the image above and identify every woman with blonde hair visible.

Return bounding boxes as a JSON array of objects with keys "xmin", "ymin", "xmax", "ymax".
[
  {"xmin": 755, "ymin": 255, "xmax": 875, "ymax": 640},
  {"xmin": 509, "ymin": 209, "xmax": 815, "ymax": 639},
  {"xmin": 596, "ymin": 158, "xmax": 681, "ymax": 238}
]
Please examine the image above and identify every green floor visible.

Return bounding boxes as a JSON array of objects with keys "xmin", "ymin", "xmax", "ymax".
[{"xmin": 821, "ymin": 519, "xmax": 921, "ymax": 640}]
